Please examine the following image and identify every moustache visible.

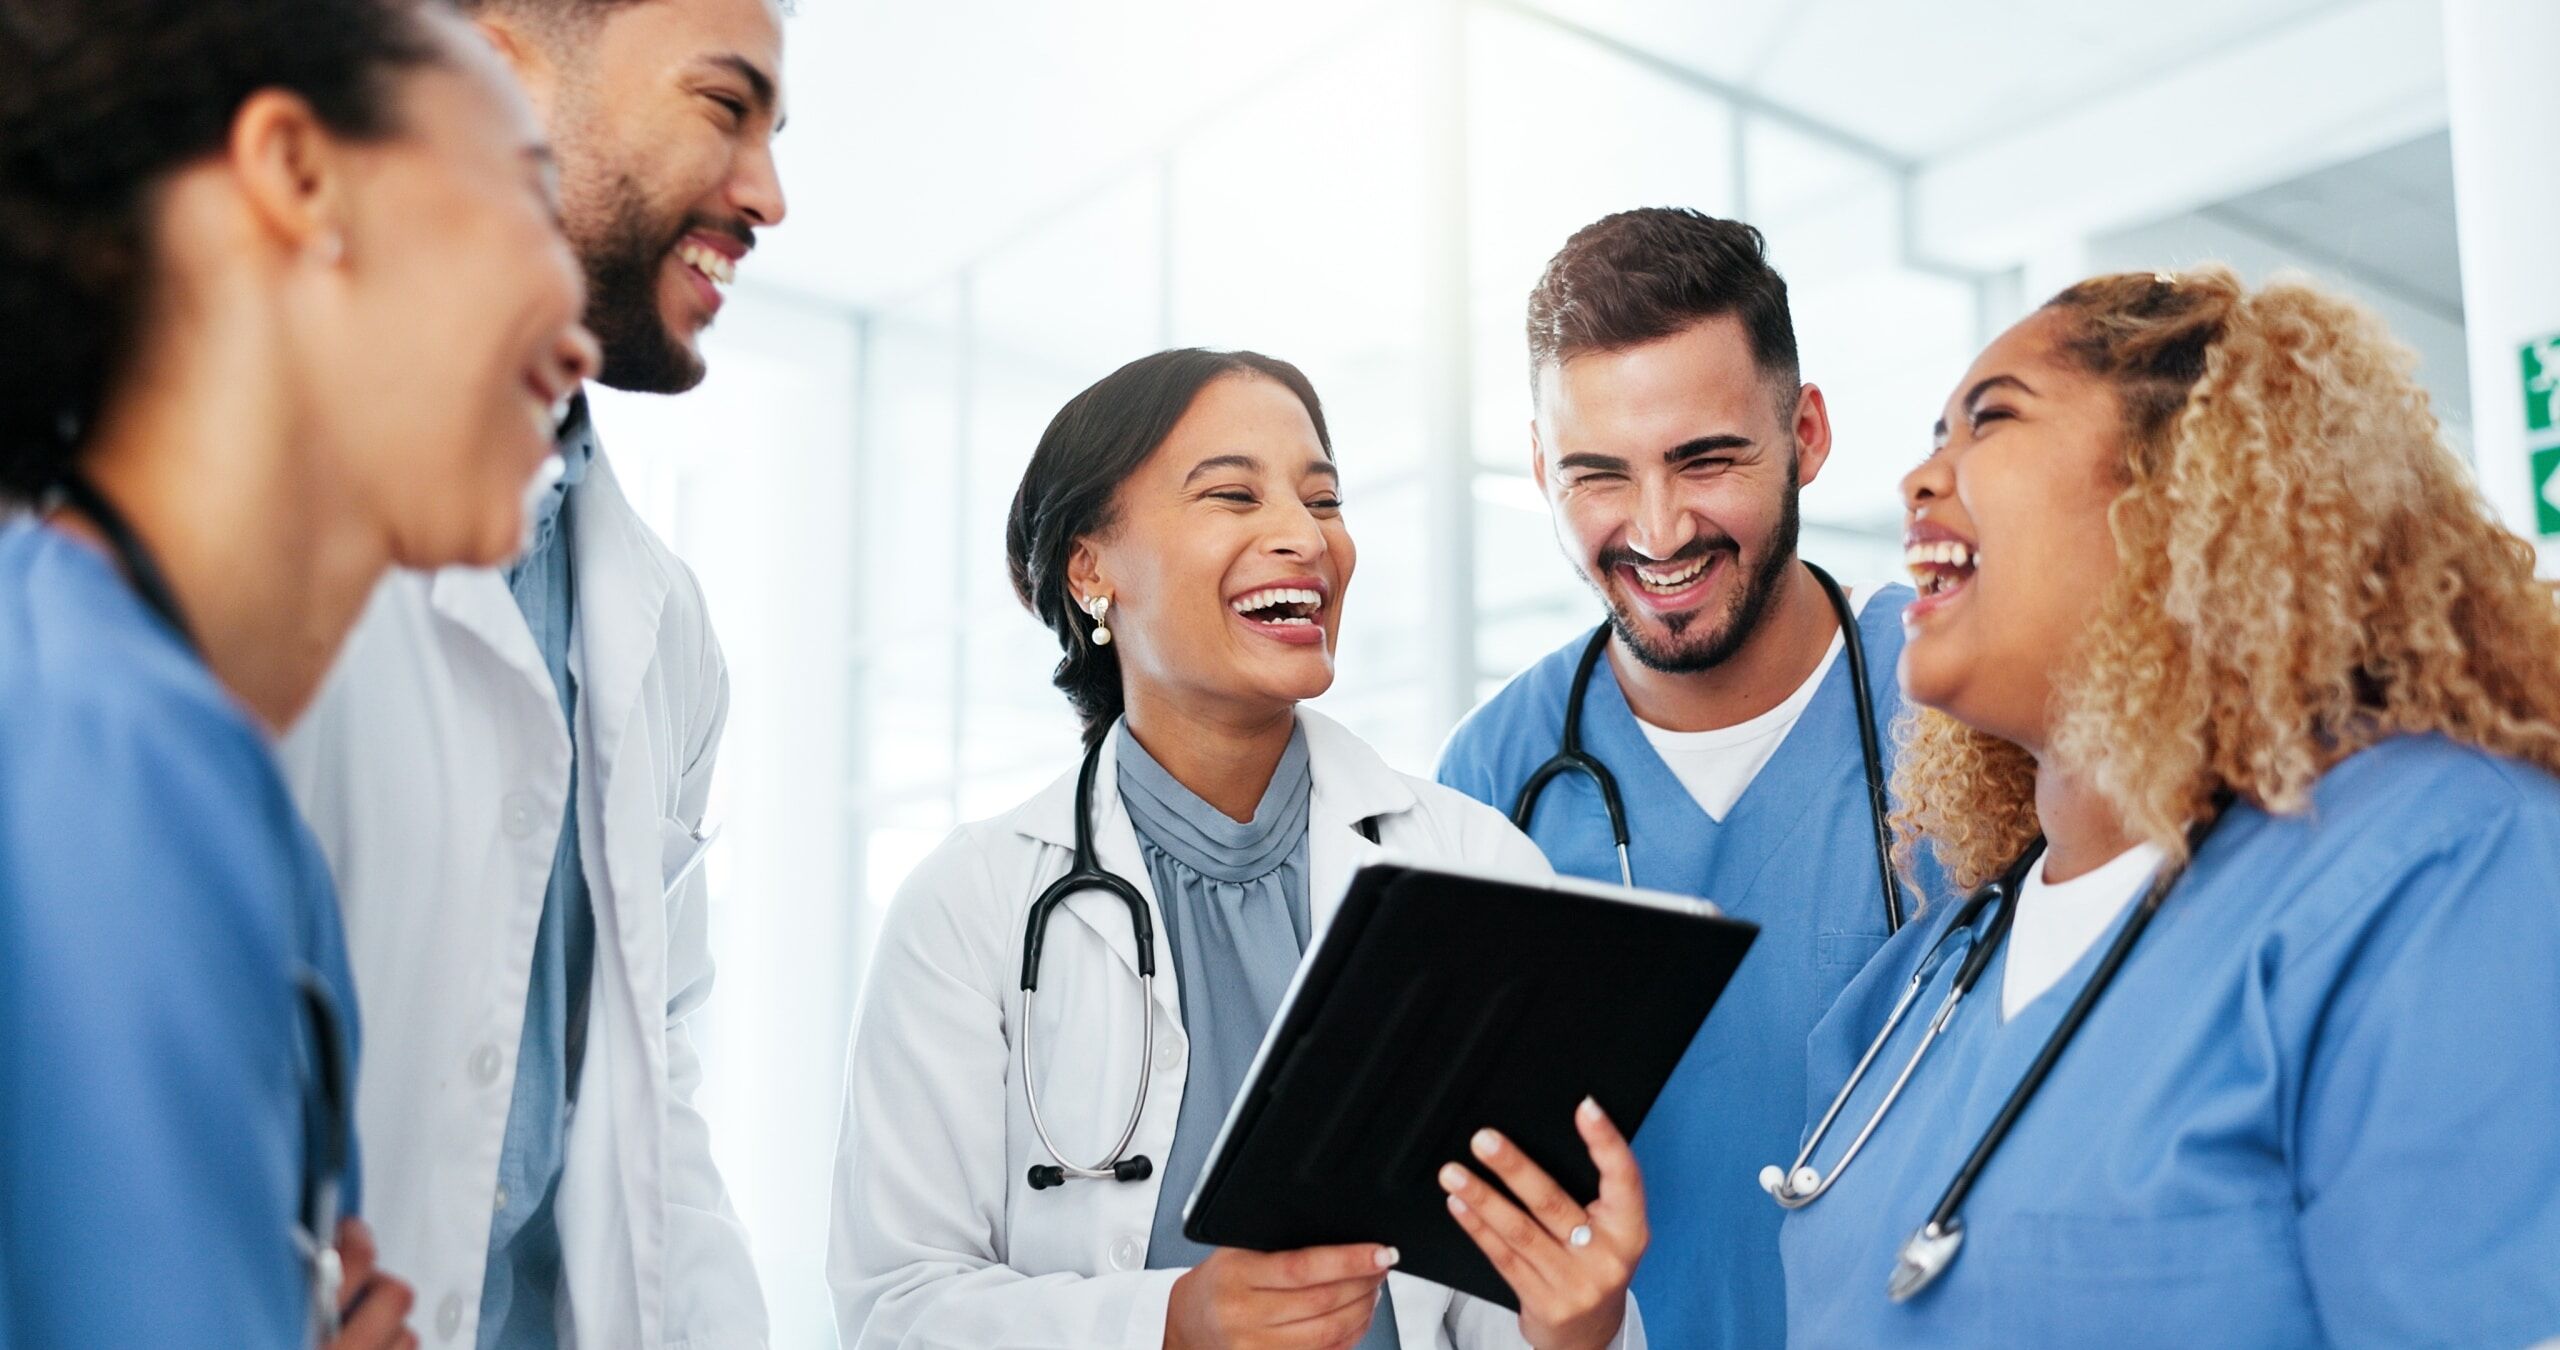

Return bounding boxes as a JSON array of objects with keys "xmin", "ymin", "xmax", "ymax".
[
  {"xmin": 1597, "ymin": 538, "xmax": 1736, "ymax": 574},
  {"xmin": 672, "ymin": 214, "xmax": 756, "ymax": 258}
]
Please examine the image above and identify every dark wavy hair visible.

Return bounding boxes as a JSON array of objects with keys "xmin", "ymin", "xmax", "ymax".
[
  {"xmin": 1005, "ymin": 349, "xmax": 1333, "ymax": 747},
  {"xmin": 0, "ymin": 0, "xmax": 442, "ymax": 499},
  {"xmin": 1526, "ymin": 206, "xmax": 1799, "ymax": 404}
]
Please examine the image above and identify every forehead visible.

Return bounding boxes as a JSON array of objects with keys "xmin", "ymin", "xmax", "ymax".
[
  {"xmin": 1951, "ymin": 309, "xmax": 2075, "ymax": 401},
  {"xmin": 402, "ymin": 11, "xmax": 546, "ymax": 154},
  {"xmin": 601, "ymin": 0, "xmax": 786, "ymax": 74},
  {"xmin": 1153, "ymin": 375, "xmax": 1327, "ymax": 464},
  {"xmin": 1539, "ymin": 315, "xmax": 1783, "ymax": 438}
]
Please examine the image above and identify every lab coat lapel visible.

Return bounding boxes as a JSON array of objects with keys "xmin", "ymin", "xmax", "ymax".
[
  {"xmin": 570, "ymin": 451, "xmax": 676, "ymax": 977},
  {"xmin": 1301, "ymin": 709, "xmax": 1416, "ymax": 937},
  {"xmin": 564, "ymin": 448, "xmax": 676, "ymax": 1347},
  {"xmin": 428, "ymin": 566, "xmax": 553, "ymax": 694}
]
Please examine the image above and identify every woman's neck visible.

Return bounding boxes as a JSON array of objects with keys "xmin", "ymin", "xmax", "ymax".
[
  {"xmin": 2031, "ymin": 758, "xmax": 2142, "ymax": 884},
  {"xmin": 68, "ymin": 350, "xmax": 389, "ymax": 735},
  {"xmin": 1120, "ymin": 686, "xmax": 1297, "ymax": 824}
]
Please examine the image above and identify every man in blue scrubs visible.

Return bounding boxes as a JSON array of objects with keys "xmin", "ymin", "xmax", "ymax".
[{"xmin": 1437, "ymin": 207, "xmax": 1944, "ymax": 1348}]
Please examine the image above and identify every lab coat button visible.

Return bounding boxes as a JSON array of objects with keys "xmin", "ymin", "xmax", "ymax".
[
  {"xmin": 493, "ymin": 1186, "xmax": 508, "ymax": 1212},
  {"xmin": 470, "ymin": 1043, "xmax": 503, "ymax": 1086},
  {"xmin": 1155, "ymin": 1041, "xmax": 1181, "ymax": 1072},
  {"xmin": 1110, "ymin": 1235, "xmax": 1142, "ymax": 1271},
  {"xmin": 435, "ymin": 1292, "xmax": 464, "ymax": 1338},
  {"xmin": 501, "ymin": 792, "xmax": 538, "ymax": 839}
]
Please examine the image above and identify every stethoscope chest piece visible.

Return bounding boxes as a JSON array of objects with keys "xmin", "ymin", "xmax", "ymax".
[{"xmin": 1888, "ymin": 1218, "xmax": 1964, "ymax": 1302}]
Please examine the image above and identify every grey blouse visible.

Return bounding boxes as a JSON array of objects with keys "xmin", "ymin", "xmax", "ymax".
[{"xmin": 1118, "ymin": 722, "xmax": 1399, "ymax": 1349}]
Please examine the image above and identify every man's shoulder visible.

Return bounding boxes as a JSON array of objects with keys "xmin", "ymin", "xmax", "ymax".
[{"xmin": 1437, "ymin": 628, "xmax": 1596, "ymax": 792}]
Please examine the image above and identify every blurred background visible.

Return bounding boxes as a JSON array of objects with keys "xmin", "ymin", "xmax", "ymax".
[{"xmin": 582, "ymin": 1, "xmax": 2534, "ymax": 1341}]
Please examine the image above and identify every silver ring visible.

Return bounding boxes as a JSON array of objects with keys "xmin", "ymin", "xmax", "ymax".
[{"xmin": 1567, "ymin": 1223, "xmax": 1593, "ymax": 1249}]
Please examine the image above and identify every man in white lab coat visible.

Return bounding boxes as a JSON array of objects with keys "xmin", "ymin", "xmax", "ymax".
[{"xmin": 280, "ymin": 1, "xmax": 789, "ymax": 1345}]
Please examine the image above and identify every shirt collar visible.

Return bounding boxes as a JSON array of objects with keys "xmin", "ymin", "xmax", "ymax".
[{"xmin": 526, "ymin": 391, "xmax": 599, "ymax": 548}]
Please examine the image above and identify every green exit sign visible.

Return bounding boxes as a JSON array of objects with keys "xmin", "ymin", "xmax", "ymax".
[
  {"xmin": 2526, "ymin": 334, "xmax": 2560, "ymax": 539},
  {"xmin": 2528, "ymin": 333, "xmax": 2559, "ymax": 436}
]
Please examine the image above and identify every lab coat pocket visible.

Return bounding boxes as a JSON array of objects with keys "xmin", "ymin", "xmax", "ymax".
[{"xmin": 660, "ymin": 816, "xmax": 717, "ymax": 901}]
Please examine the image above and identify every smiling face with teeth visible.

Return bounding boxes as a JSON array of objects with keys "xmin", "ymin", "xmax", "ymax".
[
  {"xmin": 1535, "ymin": 315, "xmax": 1832, "ymax": 677},
  {"xmin": 299, "ymin": 13, "xmax": 600, "ymax": 570},
  {"xmin": 1068, "ymin": 373, "xmax": 1354, "ymax": 727},
  {"xmin": 484, "ymin": 0, "xmax": 787, "ymax": 394},
  {"xmin": 1898, "ymin": 308, "xmax": 2136, "ymax": 751}
]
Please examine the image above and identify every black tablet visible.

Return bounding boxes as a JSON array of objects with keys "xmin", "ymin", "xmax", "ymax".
[{"xmin": 1181, "ymin": 859, "xmax": 1758, "ymax": 1310}]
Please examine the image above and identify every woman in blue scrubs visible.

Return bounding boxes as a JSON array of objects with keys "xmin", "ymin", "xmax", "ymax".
[
  {"xmin": 0, "ymin": 2, "xmax": 596, "ymax": 1344},
  {"xmin": 1776, "ymin": 267, "xmax": 2560, "ymax": 1347}
]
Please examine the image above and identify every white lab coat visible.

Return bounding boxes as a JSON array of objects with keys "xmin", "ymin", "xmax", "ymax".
[
  {"xmin": 827, "ymin": 709, "xmax": 1643, "ymax": 1350},
  {"xmin": 280, "ymin": 452, "xmax": 764, "ymax": 1350}
]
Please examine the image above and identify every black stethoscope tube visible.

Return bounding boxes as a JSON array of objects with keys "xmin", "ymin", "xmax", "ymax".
[
  {"xmin": 1018, "ymin": 738, "xmax": 1160, "ymax": 1190},
  {"xmin": 1512, "ymin": 560, "xmax": 1904, "ymax": 933},
  {"xmin": 1017, "ymin": 727, "xmax": 1385, "ymax": 1192},
  {"xmin": 1881, "ymin": 804, "xmax": 2227, "ymax": 1301}
]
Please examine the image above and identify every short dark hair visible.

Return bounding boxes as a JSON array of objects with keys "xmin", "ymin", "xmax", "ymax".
[
  {"xmin": 452, "ymin": 0, "xmax": 795, "ymax": 30},
  {"xmin": 0, "ymin": 0, "xmax": 441, "ymax": 499},
  {"xmin": 1525, "ymin": 207, "xmax": 1800, "ymax": 400},
  {"xmin": 1006, "ymin": 349, "xmax": 1333, "ymax": 747}
]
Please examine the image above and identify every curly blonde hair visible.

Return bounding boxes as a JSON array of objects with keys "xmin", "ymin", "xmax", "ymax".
[{"xmin": 1892, "ymin": 266, "xmax": 2560, "ymax": 890}]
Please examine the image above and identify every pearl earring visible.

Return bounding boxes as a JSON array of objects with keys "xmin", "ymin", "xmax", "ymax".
[
  {"xmin": 311, "ymin": 231, "xmax": 345, "ymax": 267},
  {"xmin": 1084, "ymin": 594, "xmax": 1113, "ymax": 647}
]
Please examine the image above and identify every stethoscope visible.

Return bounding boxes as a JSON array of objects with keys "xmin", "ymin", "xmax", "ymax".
[
  {"xmin": 1510, "ymin": 561, "xmax": 1905, "ymax": 934},
  {"xmin": 1017, "ymin": 726, "xmax": 1380, "ymax": 1192},
  {"xmin": 1760, "ymin": 806, "xmax": 2224, "ymax": 1302},
  {"xmin": 50, "ymin": 472, "xmax": 355, "ymax": 1344}
]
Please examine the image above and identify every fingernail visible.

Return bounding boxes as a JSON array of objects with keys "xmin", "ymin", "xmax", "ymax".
[
  {"xmin": 1447, "ymin": 1194, "xmax": 1469, "ymax": 1216},
  {"xmin": 1472, "ymin": 1129, "xmax": 1500, "ymax": 1158},
  {"xmin": 1439, "ymin": 1163, "xmax": 1469, "ymax": 1191},
  {"xmin": 1376, "ymin": 1246, "xmax": 1401, "ymax": 1269},
  {"xmin": 1580, "ymin": 1096, "xmax": 1606, "ymax": 1124}
]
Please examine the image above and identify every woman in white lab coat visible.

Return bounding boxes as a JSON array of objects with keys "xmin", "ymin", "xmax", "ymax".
[{"xmin": 829, "ymin": 349, "xmax": 1649, "ymax": 1350}]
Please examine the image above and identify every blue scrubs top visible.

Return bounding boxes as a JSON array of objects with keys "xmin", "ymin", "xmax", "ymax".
[
  {"xmin": 0, "ymin": 519, "xmax": 362, "ymax": 1348},
  {"xmin": 1437, "ymin": 586, "xmax": 1946, "ymax": 1350},
  {"xmin": 1781, "ymin": 735, "xmax": 2560, "ymax": 1348}
]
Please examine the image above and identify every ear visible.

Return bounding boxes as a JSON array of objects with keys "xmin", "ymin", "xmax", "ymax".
[
  {"xmin": 1790, "ymin": 382, "xmax": 1834, "ymax": 488},
  {"xmin": 1528, "ymin": 416, "xmax": 1550, "ymax": 497},
  {"xmin": 471, "ymin": 13, "xmax": 563, "ymax": 121},
  {"xmin": 226, "ymin": 90, "xmax": 352, "ymax": 263},
  {"xmin": 1066, "ymin": 537, "xmax": 1108, "ymax": 611}
]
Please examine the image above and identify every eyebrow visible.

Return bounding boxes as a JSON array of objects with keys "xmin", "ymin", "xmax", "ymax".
[
  {"xmin": 1557, "ymin": 433, "xmax": 1753, "ymax": 475},
  {"xmin": 701, "ymin": 53, "xmax": 785, "ymax": 129},
  {"xmin": 1182, "ymin": 453, "xmax": 1339, "ymax": 486},
  {"xmin": 1933, "ymin": 374, "xmax": 2037, "ymax": 440},
  {"xmin": 1664, "ymin": 434, "xmax": 1753, "ymax": 465}
]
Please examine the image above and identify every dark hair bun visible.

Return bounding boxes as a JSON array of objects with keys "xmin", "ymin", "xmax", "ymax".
[{"xmin": 0, "ymin": 0, "xmax": 436, "ymax": 498}]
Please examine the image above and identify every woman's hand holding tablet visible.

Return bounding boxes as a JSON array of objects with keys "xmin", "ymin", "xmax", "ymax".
[
  {"xmin": 1166, "ymin": 1241, "xmax": 1402, "ymax": 1349},
  {"xmin": 1439, "ymin": 1099, "xmax": 1648, "ymax": 1350}
]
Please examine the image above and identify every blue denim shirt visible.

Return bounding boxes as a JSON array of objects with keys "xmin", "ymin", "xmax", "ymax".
[{"xmin": 478, "ymin": 400, "xmax": 599, "ymax": 1348}]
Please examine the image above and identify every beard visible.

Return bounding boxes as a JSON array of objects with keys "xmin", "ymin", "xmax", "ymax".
[
  {"xmin": 575, "ymin": 170, "xmax": 712, "ymax": 396},
  {"xmin": 1596, "ymin": 453, "xmax": 1802, "ymax": 675}
]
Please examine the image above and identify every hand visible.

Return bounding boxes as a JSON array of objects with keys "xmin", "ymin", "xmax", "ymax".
[
  {"xmin": 1164, "ymin": 1242, "xmax": 1399, "ymax": 1350},
  {"xmin": 328, "ymin": 1218, "xmax": 418, "ymax": 1350},
  {"xmin": 1439, "ymin": 1098, "xmax": 1648, "ymax": 1350}
]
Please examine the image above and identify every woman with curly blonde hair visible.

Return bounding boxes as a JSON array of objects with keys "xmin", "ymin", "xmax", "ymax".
[{"xmin": 1772, "ymin": 266, "xmax": 2560, "ymax": 1347}]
